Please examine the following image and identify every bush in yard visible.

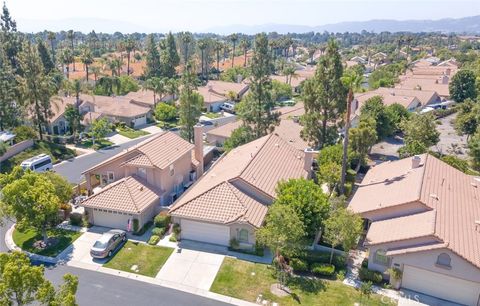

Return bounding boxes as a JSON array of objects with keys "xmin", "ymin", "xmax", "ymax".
[
  {"xmin": 229, "ymin": 238, "xmax": 239, "ymax": 249},
  {"xmin": 310, "ymin": 263, "xmax": 335, "ymax": 276},
  {"xmin": 289, "ymin": 258, "xmax": 309, "ymax": 272},
  {"xmin": 69, "ymin": 213, "xmax": 83, "ymax": 226},
  {"xmin": 155, "ymin": 103, "xmax": 177, "ymax": 122},
  {"xmin": 172, "ymin": 223, "xmax": 181, "ymax": 236},
  {"xmin": 148, "ymin": 235, "xmax": 160, "ymax": 245},
  {"xmin": 359, "ymin": 267, "xmax": 383, "ymax": 284},
  {"xmin": 169, "ymin": 235, "xmax": 177, "ymax": 242},
  {"xmin": 132, "ymin": 219, "xmax": 139, "ymax": 232},
  {"xmin": 154, "ymin": 212, "xmax": 171, "ymax": 228},
  {"xmin": 13, "ymin": 126, "xmax": 37, "ymax": 142},
  {"xmin": 151, "ymin": 227, "xmax": 166, "ymax": 236}
]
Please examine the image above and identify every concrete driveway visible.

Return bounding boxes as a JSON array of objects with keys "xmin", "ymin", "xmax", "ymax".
[
  {"xmin": 156, "ymin": 246, "xmax": 225, "ymax": 291},
  {"xmin": 65, "ymin": 231, "xmax": 107, "ymax": 267}
]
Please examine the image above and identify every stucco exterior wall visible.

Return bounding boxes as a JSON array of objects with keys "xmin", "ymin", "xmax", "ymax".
[{"xmin": 230, "ymin": 223, "xmax": 257, "ymax": 248}]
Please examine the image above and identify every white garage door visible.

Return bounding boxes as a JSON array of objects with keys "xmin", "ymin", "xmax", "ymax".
[
  {"xmin": 181, "ymin": 219, "xmax": 230, "ymax": 246},
  {"xmin": 403, "ymin": 265, "xmax": 480, "ymax": 306},
  {"xmin": 132, "ymin": 116, "xmax": 146, "ymax": 128},
  {"xmin": 93, "ymin": 210, "xmax": 132, "ymax": 230}
]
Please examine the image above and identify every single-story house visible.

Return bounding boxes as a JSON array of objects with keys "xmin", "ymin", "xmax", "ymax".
[
  {"xmin": 81, "ymin": 128, "xmax": 204, "ymax": 230},
  {"xmin": 348, "ymin": 154, "xmax": 480, "ymax": 305},
  {"xmin": 197, "ymin": 81, "xmax": 249, "ymax": 112},
  {"xmin": 169, "ymin": 133, "xmax": 314, "ymax": 248}
]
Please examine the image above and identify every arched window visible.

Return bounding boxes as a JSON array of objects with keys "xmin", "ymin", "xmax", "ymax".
[
  {"xmin": 374, "ymin": 249, "xmax": 389, "ymax": 266},
  {"xmin": 238, "ymin": 229, "xmax": 249, "ymax": 243},
  {"xmin": 436, "ymin": 253, "xmax": 451, "ymax": 268}
]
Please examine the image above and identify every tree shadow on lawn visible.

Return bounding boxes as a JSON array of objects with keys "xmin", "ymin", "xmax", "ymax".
[
  {"xmin": 287, "ymin": 275, "xmax": 327, "ymax": 293},
  {"xmin": 17, "ymin": 229, "xmax": 76, "ymax": 257}
]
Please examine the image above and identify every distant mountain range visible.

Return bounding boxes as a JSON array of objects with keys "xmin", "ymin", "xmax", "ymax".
[
  {"xmin": 18, "ymin": 15, "xmax": 480, "ymax": 35},
  {"xmin": 207, "ymin": 15, "xmax": 480, "ymax": 35}
]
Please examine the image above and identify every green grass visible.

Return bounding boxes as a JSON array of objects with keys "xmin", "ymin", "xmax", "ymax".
[
  {"xmin": 204, "ymin": 112, "xmax": 221, "ymax": 119},
  {"xmin": 77, "ymin": 138, "xmax": 114, "ymax": 150},
  {"xmin": 156, "ymin": 120, "xmax": 179, "ymax": 129},
  {"xmin": 211, "ymin": 258, "xmax": 395, "ymax": 306},
  {"xmin": 12, "ymin": 228, "xmax": 82, "ymax": 257},
  {"xmin": 116, "ymin": 127, "xmax": 149, "ymax": 139},
  {"xmin": 1, "ymin": 141, "xmax": 76, "ymax": 173},
  {"xmin": 104, "ymin": 241, "xmax": 174, "ymax": 277}
]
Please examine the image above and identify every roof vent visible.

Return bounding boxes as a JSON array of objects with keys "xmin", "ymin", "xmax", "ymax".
[
  {"xmin": 274, "ymin": 143, "xmax": 280, "ymax": 148},
  {"xmin": 411, "ymin": 155, "xmax": 421, "ymax": 169},
  {"xmin": 429, "ymin": 193, "xmax": 439, "ymax": 200},
  {"xmin": 138, "ymin": 186, "xmax": 144, "ymax": 191}
]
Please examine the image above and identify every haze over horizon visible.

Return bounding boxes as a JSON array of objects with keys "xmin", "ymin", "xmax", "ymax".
[{"xmin": 7, "ymin": 0, "xmax": 480, "ymax": 34}]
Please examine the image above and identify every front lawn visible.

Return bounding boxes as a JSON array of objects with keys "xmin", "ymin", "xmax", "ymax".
[
  {"xmin": 116, "ymin": 126, "xmax": 149, "ymax": 139},
  {"xmin": 203, "ymin": 112, "xmax": 221, "ymax": 119},
  {"xmin": 1, "ymin": 141, "xmax": 76, "ymax": 173},
  {"xmin": 12, "ymin": 227, "xmax": 82, "ymax": 257},
  {"xmin": 103, "ymin": 241, "xmax": 173, "ymax": 277},
  {"xmin": 77, "ymin": 138, "xmax": 113, "ymax": 150},
  {"xmin": 211, "ymin": 258, "xmax": 394, "ymax": 306}
]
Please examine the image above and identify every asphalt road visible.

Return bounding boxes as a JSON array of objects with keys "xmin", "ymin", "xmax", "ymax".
[
  {"xmin": 43, "ymin": 265, "xmax": 231, "ymax": 306},
  {"xmin": 54, "ymin": 136, "xmax": 154, "ymax": 184},
  {"xmin": 0, "ymin": 219, "xmax": 12, "ymax": 253}
]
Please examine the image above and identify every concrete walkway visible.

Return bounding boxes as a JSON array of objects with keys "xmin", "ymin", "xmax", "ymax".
[{"xmin": 141, "ymin": 125, "xmax": 163, "ymax": 134}]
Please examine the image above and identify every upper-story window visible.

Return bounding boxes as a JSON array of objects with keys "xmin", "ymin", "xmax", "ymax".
[
  {"xmin": 436, "ymin": 253, "xmax": 451, "ymax": 268},
  {"xmin": 374, "ymin": 249, "xmax": 389, "ymax": 266}
]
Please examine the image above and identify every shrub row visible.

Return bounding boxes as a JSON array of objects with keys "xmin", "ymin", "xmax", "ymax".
[
  {"xmin": 359, "ymin": 267, "xmax": 383, "ymax": 284},
  {"xmin": 289, "ymin": 258, "xmax": 335, "ymax": 276},
  {"xmin": 154, "ymin": 212, "xmax": 171, "ymax": 228},
  {"xmin": 151, "ymin": 226, "xmax": 167, "ymax": 236}
]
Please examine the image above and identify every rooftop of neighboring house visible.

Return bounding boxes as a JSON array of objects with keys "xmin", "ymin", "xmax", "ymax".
[
  {"xmin": 49, "ymin": 96, "xmax": 76, "ymax": 124},
  {"xmin": 349, "ymin": 154, "xmax": 480, "ymax": 269},
  {"xmin": 81, "ymin": 175, "xmax": 164, "ymax": 214},
  {"xmin": 396, "ymin": 76, "xmax": 450, "ymax": 97},
  {"xmin": 270, "ymin": 74, "xmax": 305, "ymax": 88},
  {"xmin": 197, "ymin": 80, "xmax": 249, "ymax": 104},
  {"xmin": 353, "ymin": 90, "xmax": 420, "ymax": 114},
  {"xmin": 170, "ymin": 133, "xmax": 309, "ymax": 227},
  {"xmin": 78, "ymin": 94, "xmax": 152, "ymax": 118},
  {"xmin": 124, "ymin": 89, "xmax": 157, "ymax": 106},
  {"xmin": 83, "ymin": 131, "xmax": 196, "ymax": 174}
]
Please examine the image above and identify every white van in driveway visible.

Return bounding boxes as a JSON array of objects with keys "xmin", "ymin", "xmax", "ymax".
[{"xmin": 20, "ymin": 154, "xmax": 53, "ymax": 172}]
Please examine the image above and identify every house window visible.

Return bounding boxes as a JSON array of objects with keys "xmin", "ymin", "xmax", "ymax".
[
  {"xmin": 137, "ymin": 167, "xmax": 147, "ymax": 179},
  {"xmin": 374, "ymin": 249, "xmax": 389, "ymax": 266},
  {"xmin": 436, "ymin": 253, "xmax": 451, "ymax": 268},
  {"xmin": 238, "ymin": 229, "xmax": 249, "ymax": 243},
  {"xmin": 169, "ymin": 164, "xmax": 175, "ymax": 176},
  {"xmin": 107, "ymin": 171, "xmax": 115, "ymax": 183}
]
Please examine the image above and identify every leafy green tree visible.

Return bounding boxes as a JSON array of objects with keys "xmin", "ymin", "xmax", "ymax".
[
  {"xmin": 256, "ymin": 203, "xmax": 305, "ymax": 260},
  {"xmin": 37, "ymin": 39, "xmax": 55, "ymax": 74},
  {"xmin": 64, "ymin": 104, "xmax": 83, "ymax": 140},
  {"xmin": 0, "ymin": 252, "xmax": 78, "ymax": 306},
  {"xmin": 13, "ymin": 126, "xmax": 37, "ymax": 141},
  {"xmin": 0, "ymin": 170, "xmax": 60, "ymax": 242},
  {"xmin": 160, "ymin": 32, "xmax": 180, "ymax": 78},
  {"xmin": 178, "ymin": 63, "xmax": 203, "ymax": 142},
  {"xmin": 455, "ymin": 99, "xmax": 479, "ymax": 140},
  {"xmin": 275, "ymin": 178, "xmax": 329, "ymax": 238},
  {"xmin": 399, "ymin": 113, "xmax": 440, "ymax": 157},
  {"xmin": 450, "ymin": 69, "xmax": 477, "ymax": 102},
  {"xmin": 301, "ymin": 39, "xmax": 347, "ymax": 148},
  {"xmin": 219, "ymin": 66, "xmax": 249, "ymax": 82},
  {"xmin": 440, "ymin": 155, "xmax": 476, "ymax": 175},
  {"xmin": 317, "ymin": 144, "xmax": 346, "ymax": 196},
  {"xmin": 385, "ymin": 103, "xmax": 410, "ymax": 133},
  {"xmin": 43, "ymin": 171, "xmax": 73, "ymax": 204},
  {"xmin": 271, "ymin": 80, "xmax": 292, "ymax": 102},
  {"xmin": 223, "ymin": 125, "xmax": 255, "ymax": 151},
  {"xmin": 238, "ymin": 33, "xmax": 279, "ymax": 138},
  {"xmin": 349, "ymin": 117, "xmax": 377, "ymax": 171},
  {"xmin": 0, "ymin": 141, "xmax": 8, "ymax": 156},
  {"xmin": 469, "ymin": 131, "xmax": 480, "ymax": 170},
  {"xmin": 360, "ymin": 95, "xmax": 393, "ymax": 140},
  {"xmin": 144, "ymin": 34, "xmax": 161, "ymax": 79},
  {"xmin": 323, "ymin": 207, "xmax": 363, "ymax": 264},
  {"xmin": 90, "ymin": 118, "xmax": 111, "ymax": 144},
  {"xmin": 154, "ymin": 103, "xmax": 177, "ymax": 122}
]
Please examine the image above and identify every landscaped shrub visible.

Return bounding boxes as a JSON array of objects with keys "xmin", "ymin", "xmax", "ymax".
[
  {"xmin": 290, "ymin": 258, "xmax": 309, "ymax": 272},
  {"xmin": 310, "ymin": 263, "xmax": 335, "ymax": 276},
  {"xmin": 172, "ymin": 223, "xmax": 181, "ymax": 236},
  {"xmin": 303, "ymin": 250, "xmax": 347, "ymax": 270},
  {"xmin": 361, "ymin": 258, "xmax": 369, "ymax": 269},
  {"xmin": 359, "ymin": 267, "xmax": 383, "ymax": 284},
  {"xmin": 133, "ymin": 221, "xmax": 153, "ymax": 236},
  {"xmin": 154, "ymin": 212, "xmax": 171, "ymax": 228},
  {"xmin": 148, "ymin": 235, "xmax": 160, "ymax": 245},
  {"xmin": 151, "ymin": 227, "xmax": 166, "ymax": 236},
  {"xmin": 169, "ymin": 235, "xmax": 177, "ymax": 242},
  {"xmin": 229, "ymin": 238, "xmax": 239, "ymax": 249},
  {"xmin": 132, "ymin": 219, "xmax": 139, "ymax": 232},
  {"xmin": 69, "ymin": 213, "xmax": 83, "ymax": 226}
]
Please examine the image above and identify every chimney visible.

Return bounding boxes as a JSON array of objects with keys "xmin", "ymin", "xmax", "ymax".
[
  {"xmin": 194, "ymin": 124, "xmax": 204, "ymax": 177},
  {"xmin": 441, "ymin": 75, "xmax": 449, "ymax": 84},
  {"xmin": 411, "ymin": 155, "xmax": 421, "ymax": 169},
  {"xmin": 445, "ymin": 68, "xmax": 451, "ymax": 76},
  {"xmin": 304, "ymin": 148, "xmax": 317, "ymax": 178}
]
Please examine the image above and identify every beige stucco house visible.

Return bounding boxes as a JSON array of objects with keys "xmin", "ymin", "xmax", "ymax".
[
  {"xmin": 197, "ymin": 80, "xmax": 249, "ymax": 112},
  {"xmin": 80, "ymin": 129, "xmax": 204, "ymax": 230},
  {"xmin": 349, "ymin": 154, "xmax": 480, "ymax": 305},
  {"xmin": 169, "ymin": 133, "xmax": 314, "ymax": 249}
]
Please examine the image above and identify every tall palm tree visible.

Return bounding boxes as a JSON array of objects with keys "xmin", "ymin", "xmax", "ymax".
[
  {"xmin": 282, "ymin": 64, "xmax": 297, "ymax": 85},
  {"xmin": 197, "ymin": 39, "xmax": 208, "ymax": 81},
  {"xmin": 239, "ymin": 38, "xmax": 250, "ymax": 67},
  {"xmin": 144, "ymin": 77, "xmax": 166, "ymax": 105},
  {"xmin": 229, "ymin": 33, "xmax": 238, "ymax": 68},
  {"xmin": 123, "ymin": 37, "xmax": 135, "ymax": 76},
  {"xmin": 80, "ymin": 47, "xmax": 94, "ymax": 82},
  {"xmin": 47, "ymin": 31, "xmax": 56, "ymax": 63},
  {"xmin": 165, "ymin": 78, "xmax": 179, "ymax": 101},
  {"xmin": 213, "ymin": 40, "xmax": 223, "ymax": 76},
  {"xmin": 90, "ymin": 66, "xmax": 101, "ymax": 83},
  {"xmin": 179, "ymin": 32, "xmax": 194, "ymax": 66},
  {"xmin": 67, "ymin": 30, "xmax": 76, "ymax": 71},
  {"xmin": 60, "ymin": 48, "xmax": 74, "ymax": 79},
  {"xmin": 339, "ymin": 70, "xmax": 363, "ymax": 195}
]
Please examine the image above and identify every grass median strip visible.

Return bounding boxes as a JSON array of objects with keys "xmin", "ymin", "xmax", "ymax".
[{"xmin": 103, "ymin": 241, "xmax": 174, "ymax": 277}]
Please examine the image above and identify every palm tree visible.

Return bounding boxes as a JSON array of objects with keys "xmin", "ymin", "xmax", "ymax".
[
  {"xmin": 239, "ymin": 38, "xmax": 250, "ymax": 67},
  {"xmin": 213, "ymin": 40, "xmax": 223, "ymax": 76},
  {"xmin": 107, "ymin": 57, "xmax": 122, "ymax": 76},
  {"xmin": 80, "ymin": 47, "xmax": 94, "ymax": 82},
  {"xmin": 229, "ymin": 33, "xmax": 238, "ymax": 68},
  {"xmin": 47, "ymin": 31, "xmax": 56, "ymax": 63},
  {"xmin": 67, "ymin": 30, "xmax": 76, "ymax": 71},
  {"xmin": 308, "ymin": 45, "xmax": 316, "ymax": 64},
  {"xmin": 60, "ymin": 48, "xmax": 74, "ymax": 79},
  {"xmin": 179, "ymin": 32, "xmax": 194, "ymax": 66},
  {"xmin": 123, "ymin": 37, "xmax": 135, "ymax": 75},
  {"xmin": 97, "ymin": 76, "xmax": 121, "ymax": 96},
  {"xmin": 90, "ymin": 66, "xmax": 101, "ymax": 83},
  {"xmin": 339, "ymin": 70, "xmax": 363, "ymax": 195},
  {"xmin": 144, "ymin": 77, "xmax": 166, "ymax": 105},
  {"xmin": 282, "ymin": 64, "xmax": 297, "ymax": 85},
  {"xmin": 197, "ymin": 39, "xmax": 208, "ymax": 81},
  {"xmin": 165, "ymin": 78, "xmax": 179, "ymax": 101}
]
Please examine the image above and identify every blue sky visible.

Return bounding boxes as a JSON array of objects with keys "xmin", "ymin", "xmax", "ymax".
[{"xmin": 7, "ymin": 0, "xmax": 480, "ymax": 33}]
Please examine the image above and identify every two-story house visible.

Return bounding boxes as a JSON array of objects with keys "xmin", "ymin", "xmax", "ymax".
[
  {"xmin": 80, "ymin": 127, "xmax": 204, "ymax": 230},
  {"xmin": 348, "ymin": 154, "xmax": 480, "ymax": 305}
]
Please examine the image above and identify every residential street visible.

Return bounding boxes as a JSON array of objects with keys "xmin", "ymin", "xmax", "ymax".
[
  {"xmin": 54, "ymin": 135, "xmax": 155, "ymax": 184},
  {"xmin": 43, "ymin": 265, "xmax": 231, "ymax": 306}
]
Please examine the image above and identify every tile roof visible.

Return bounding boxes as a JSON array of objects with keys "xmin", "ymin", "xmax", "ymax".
[
  {"xmin": 170, "ymin": 134, "xmax": 308, "ymax": 227},
  {"xmin": 84, "ymin": 131, "xmax": 195, "ymax": 173},
  {"xmin": 81, "ymin": 175, "xmax": 163, "ymax": 214},
  {"xmin": 78, "ymin": 94, "xmax": 152, "ymax": 118},
  {"xmin": 350, "ymin": 154, "xmax": 480, "ymax": 268},
  {"xmin": 386, "ymin": 243, "xmax": 448, "ymax": 256},
  {"xmin": 375, "ymin": 87, "xmax": 439, "ymax": 106},
  {"xmin": 206, "ymin": 120, "xmax": 243, "ymax": 138},
  {"xmin": 196, "ymin": 81, "xmax": 249, "ymax": 104}
]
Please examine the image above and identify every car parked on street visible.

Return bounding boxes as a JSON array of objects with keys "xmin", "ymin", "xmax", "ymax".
[{"xmin": 90, "ymin": 229, "xmax": 127, "ymax": 259}]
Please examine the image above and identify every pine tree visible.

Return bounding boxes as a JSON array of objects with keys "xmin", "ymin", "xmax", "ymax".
[
  {"xmin": 0, "ymin": 49, "xmax": 19, "ymax": 130},
  {"xmin": 0, "ymin": 3, "xmax": 22, "ymax": 73},
  {"xmin": 144, "ymin": 34, "xmax": 161, "ymax": 79},
  {"xmin": 238, "ymin": 33, "xmax": 279, "ymax": 138},
  {"xmin": 160, "ymin": 32, "xmax": 180, "ymax": 78},
  {"xmin": 37, "ymin": 39, "xmax": 55, "ymax": 74}
]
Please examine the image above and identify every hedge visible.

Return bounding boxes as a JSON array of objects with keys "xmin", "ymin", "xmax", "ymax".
[
  {"xmin": 290, "ymin": 258, "xmax": 309, "ymax": 272},
  {"xmin": 359, "ymin": 267, "xmax": 383, "ymax": 284},
  {"xmin": 154, "ymin": 212, "xmax": 171, "ymax": 228},
  {"xmin": 310, "ymin": 263, "xmax": 335, "ymax": 276},
  {"xmin": 151, "ymin": 226, "xmax": 166, "ymax": 236}
]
